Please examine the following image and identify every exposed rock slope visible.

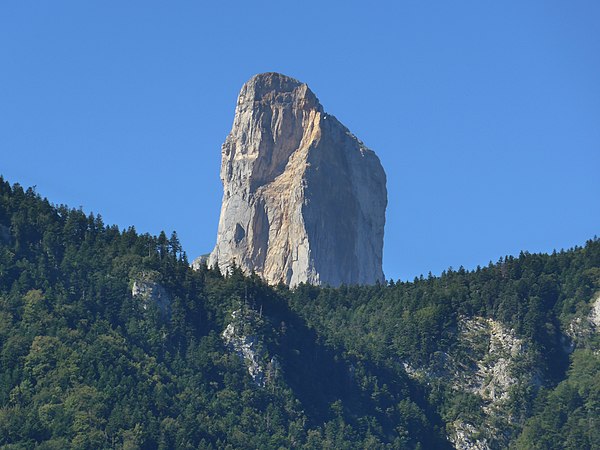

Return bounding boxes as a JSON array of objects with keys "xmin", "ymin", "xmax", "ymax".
[
  {"xmin": 404, "ymin": 316, "xmax": 541, "ymax": 450},
  {"xmin": 131, "ymin": 271, "xmax": 171, "ymax": 317},
  {"xmin": 565, "ymin": 291, "xmax": 600, "ymax": 352},
  {"xmin": 208, "ymin": 73, "xmax": 387, "ymax": 287},
  {"xmin": 222, "ymin": 308, "xmax": 279, "ymax": 387}
]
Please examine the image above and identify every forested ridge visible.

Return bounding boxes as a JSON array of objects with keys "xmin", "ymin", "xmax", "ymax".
[{"xmin": 0, "ymin": 176, "xmax": 598, "ymax": 449}]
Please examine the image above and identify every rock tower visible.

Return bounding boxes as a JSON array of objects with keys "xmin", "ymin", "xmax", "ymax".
[{"xmin": 208, "ymin": 73, "xmax": 387, "ymax": 286}]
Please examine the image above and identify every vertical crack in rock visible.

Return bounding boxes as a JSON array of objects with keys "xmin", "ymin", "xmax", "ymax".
[{"xmin": 207, "ymin": 72, "xmax": 387, "ymax": 287}]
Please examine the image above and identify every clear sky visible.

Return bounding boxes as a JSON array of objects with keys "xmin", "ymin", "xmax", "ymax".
[{"xmin": 1, "ymin": 1, "xmax": 599, "ymax": 281}]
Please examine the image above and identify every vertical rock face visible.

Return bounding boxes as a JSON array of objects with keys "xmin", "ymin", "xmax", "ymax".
[{"xmin": 208, "ymin": 73, "xmax": 387, "ymax": 287}]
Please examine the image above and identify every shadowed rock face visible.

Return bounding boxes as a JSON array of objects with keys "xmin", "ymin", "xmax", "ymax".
[{"xmin": 208, "ymin": 72, "xmax": 387, "ymax": 287}]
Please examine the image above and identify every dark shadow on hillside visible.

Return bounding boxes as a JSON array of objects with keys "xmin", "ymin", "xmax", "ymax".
[{"xmin": 254, "ymin": 284, "xmax": 452, "ymax": 449}]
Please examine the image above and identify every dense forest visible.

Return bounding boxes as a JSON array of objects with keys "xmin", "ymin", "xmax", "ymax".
[{"xmin": 0, "ymin": 176, "xmax": 598, "ymax": 449}]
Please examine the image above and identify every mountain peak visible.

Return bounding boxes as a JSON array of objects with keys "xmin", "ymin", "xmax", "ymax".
[
  {"xmin": 208, "ymin": 74, "xmax": 386, "ymax": 286},
  {"xmin": 237, "ymin": 72, "xmax": 323, "ymax": 112}
]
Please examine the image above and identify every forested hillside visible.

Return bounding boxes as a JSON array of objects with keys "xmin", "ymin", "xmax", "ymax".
[{"xmin": 0, "ymin": 177, "xmax": 598, "ymax": 449}]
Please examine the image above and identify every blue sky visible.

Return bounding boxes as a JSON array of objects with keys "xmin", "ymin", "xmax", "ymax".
[{"xmin": 1, "ymin": 1, "xmax": 599, "ymax": 281}]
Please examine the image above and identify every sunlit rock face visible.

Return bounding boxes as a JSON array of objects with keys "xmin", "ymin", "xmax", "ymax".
[{"xmin": 208, "ymin": 72, "xmax": 387, "ymax": 287}]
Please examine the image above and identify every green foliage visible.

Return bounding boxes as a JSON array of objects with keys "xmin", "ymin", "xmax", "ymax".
[
  {"xmin": 514, "ymin": 350, "xmax": 600, "ymax": 449},
  {"xmin": 0, "ymin": 176, "xmax": 598, "ymax": 448},
  {"xmin": 0, "ymin": 177, "xmax": 445, "ymax": 448}
]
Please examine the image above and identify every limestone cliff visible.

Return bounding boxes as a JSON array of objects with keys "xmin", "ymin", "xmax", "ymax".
[
  {"xmin": 208, "ymin": 72, "xmax": 387, "ymax": 286},
  {"xmin": 131, "ymin": 271, "xmax": 171, "ymax": 317},
  {"xmin": 403, "ymin": 316, "xmax": 542, "ymax": 449},
  {"xmin": 222, "ymin": 308, "xmax": 279, "ymax": 387},
  {"xmin": 565, "ymin": 291, "xmax": 600, "ymax": 352}
]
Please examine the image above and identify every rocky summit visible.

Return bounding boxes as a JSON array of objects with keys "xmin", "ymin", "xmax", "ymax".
[{"xmin": 207, "ymin": 73, "xmax": 387, "ymax": 287}]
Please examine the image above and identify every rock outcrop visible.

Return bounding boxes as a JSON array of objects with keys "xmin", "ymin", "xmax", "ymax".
[
  {"xmin": 131, "ymin": 271, "xmax": 171, "ymax": 317},
  {"xmin": 208, "ymin": 72, "xmax": 387, "ymax": 287},
  {"xmin": 565, "ymin": 291, "xmax": 600, "ymax": 352},
  {"xmin": 403, "ymin": 316, "xmax": 541, "ymax": 450},
  {"xmin": 222, "ymin": 309, "xmax": 279, "ymax": 387}
]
